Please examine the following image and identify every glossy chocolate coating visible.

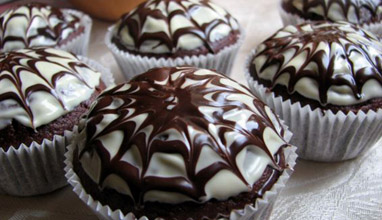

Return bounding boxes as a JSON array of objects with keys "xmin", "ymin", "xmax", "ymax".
[
  {"xmin": 0, "ymin": 2, "xmax": 83, "ymax": 51},
  {"xmin": 77, "ymin": 67, "xmax": 288, "ymax": 207},
  {"xmin": 0, "ymin": 47, "xmax": 101, "ymax": 130},
  {"xmin": 112, "ymin": 0, "xmax": 240, "ymax": 57},
  {"xmin": 282, "ymin": 0, "xmax": 382, "ymax": 24},
  {"xmin": 249, "ymin": 21, "xmax": 382, "ymax": 107}
]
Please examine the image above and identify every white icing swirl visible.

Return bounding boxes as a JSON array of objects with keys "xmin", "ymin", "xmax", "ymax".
[
  {"xmin": 251, "ymin": 21, "xmax": 382, "ymax": 106},
  {"xmin": 283, "ymin": 0, "xmax": 382, "ymax": 24},
  {"xmin": 77, "ymin": 67, "xmax": 288, "ymax": 205},
  {"xmin": 112, "ymin": 0, "xmax": 240, "ymax": 54},
  {"xmin": 0, "ymin": 3, "xmax": 82, "ymax": 52},
  {"xmin": 0, "ymin": 47, "xmax": 101, "ymax": 129}
]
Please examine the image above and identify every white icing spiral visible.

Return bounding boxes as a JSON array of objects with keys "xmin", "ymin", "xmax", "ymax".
[
  {"xmin": 282, "ymin": 0, "xmax": 382, "ymax": 24},
  {"xmin": 112, "ymin": 0, "xmax": 240, "ymax": 55},
  {"xmin": 251, "ymin": 21, "xmax": 382, "ymax": 106},
  {"xmin": 0, "ymin": 47, "xmax": 101, "ymax": 129},
  {"xmin": 0, "ymin": 3, "xmax": 82, "ymax": 52},
  {"xmin": 77, "ymin": 67, "xmax": 288, "ymax": 205}
]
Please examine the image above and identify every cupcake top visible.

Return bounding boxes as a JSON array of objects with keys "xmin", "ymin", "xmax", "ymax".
[
  {"xmin": 0, "ymin": 2, "xmax": 83, "ymax": 52},
  {"xmin": 111, "ymin": 0, "xmax": 240, "ymax": 57},
  {"xmin": 0, "ymin": 47, "xmax": 101, "ymax": 130},
  {"xmin": 281, "ymin": 0, "xmax": 382, "ymax": 24},
  {"xmin": 249, "ymin": 21, "xmax": 382, "ymax": 108},
  {"xmin": 77, "ymin": 67, "xmax": 288, "ymax": 205}
]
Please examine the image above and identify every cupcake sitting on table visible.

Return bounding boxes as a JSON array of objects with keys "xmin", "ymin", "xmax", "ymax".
[
  {"xmin": 106, "ymin": 0, "xmax": 244, "ymax": 79},
  {"xmin": 65, "ymin": 66, "xmax": 297, "ymax": 220},
  {"xmin": 0, "ymin": 2, "xmax": 92, "ymax": 55},
  {"xmin": 0, "ymin": 47, "xmax": 112, "ymax": 196},
  {"xmin": 246, "ymin": 21, "xmax": 382, "ymax": 161},
  {"xmin": 280, "ymin": 0, "xmax": 382, "ymax": 37}
]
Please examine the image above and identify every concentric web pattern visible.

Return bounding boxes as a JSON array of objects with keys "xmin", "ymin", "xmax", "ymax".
[{"xmin": 78, "ymin": 67, "xmax": 288, "ymax": 205}]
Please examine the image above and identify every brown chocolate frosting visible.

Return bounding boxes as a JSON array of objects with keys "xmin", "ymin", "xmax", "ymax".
[
  {"xmin": 249, "ymin": 21, "xmax": 382, "ymax": 108},
  {"xmin": 76, "ymin": 67, "xmax": 289, "ymax": 210},
  {"xmin": 112, "ymin": 0, "xmax": 240, "ymax": 57}
]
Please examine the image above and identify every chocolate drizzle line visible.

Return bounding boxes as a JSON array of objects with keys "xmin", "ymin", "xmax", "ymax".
[
  {"xmin": 282, "ymin": 0, "xmax": 382, "ymax": 24},
  {"xmin": 250, "ymin": 21, "xmax": 382, "ymax": 106},
  {"xmin": 79, "ymin": 67, "xmax": 288, "ymax": 205},
  {"xmin": 113, "ymin": 0, "xmax": 239, "ymax": 55},
  {"xmin": 0, "ymin": 2, "xmax": 82, "ymax": 49},
  {"xmin": 0, "ymin": 47, "xmax": 96, "ymax": 129}
]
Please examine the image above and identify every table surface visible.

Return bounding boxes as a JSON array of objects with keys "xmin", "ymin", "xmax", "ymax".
[{"xmin": 1, "ymin": 0, "xmax": 382, "ymax": 219}]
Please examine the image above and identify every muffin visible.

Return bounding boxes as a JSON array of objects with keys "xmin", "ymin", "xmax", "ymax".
[
  {"xmin": 0, "ymin": 2, "xmax": 92, "ymax": 55},
  {"xmin": 65, "ymin": 66, "xmax": 297, "ymax": 220},
  {"xmin": 105, "ymin": 0, "xmax": 243, "ymax": 79},
  {"xmin": 280, "ymin": 0, "xmax": 382, "ymax": 36},
  {"xmin": 0, "ymin": 47, "xmax": 109, "ymax": 196},
  {"xmin": 246, "ymin": 21, "xmax": 382, "ymax": 161},
  {"xmin": 280, "ymin": 0, "xmax": 382, "ymax": 24}
]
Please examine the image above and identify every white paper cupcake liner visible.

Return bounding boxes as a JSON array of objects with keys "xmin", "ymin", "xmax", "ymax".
[
  {"xmin": 0, "ymin": 57, "xmax": 114, "ymax": 196},
  {"xmin": 279, "ymin": 8, "xmax": 382, "ymax": 37},
  {"xmin": 79, "ymin": 56, "xmax": 116, "ymax": 88},
  {"xmin": 0, "ymin": 131, "xmax": 70, "ymax": 196},
  {"xmin": 57, "ymin": 9, "xmax": 93, "ymax": 56},
  {"xmin": 362, "ymin": 22, "xmax": 382, "ymax": 38},
  {"xmin": 105, "ymin": 25, "xmax": 244, "ymax": 79},
  {"xmin": 245, "ymin": 50, "xmax": 382, "ymax": 162},
  {"xmin": 64, "ymin": 123, "xmax": 297, "ymax": 220}
]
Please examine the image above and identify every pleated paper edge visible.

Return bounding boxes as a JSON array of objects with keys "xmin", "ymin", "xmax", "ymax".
[{"xmin": 104, "ymin": 25, "xmax": 245, "ymax": 79}]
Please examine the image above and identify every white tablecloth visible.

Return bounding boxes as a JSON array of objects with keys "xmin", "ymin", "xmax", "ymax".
[{"xmin": 1, "ymin": 0, "xmax": 382, "ymax": 219}]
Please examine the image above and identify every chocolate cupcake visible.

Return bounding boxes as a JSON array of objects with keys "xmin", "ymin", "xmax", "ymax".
[
  {"xmin": 246, "ymin": 21, "xmax": 382, "ymax": 161},
  {"xmin": 280, "ymin": 0, "xmax": 382, "ymax": 36},
  {"xmin": 105, "ymin": 0, "xmax": 243, "ymax": 79},
  {"xmin": 0, "ymin": 2, "xmax": 92, "ymax": 55},
  {"xmin": 0, "ymin": 47, "xmax": 113, "ymax": 196},
  {"xmin": 65, "ymin": 67, "xmax": 297, "ymax": 220}
]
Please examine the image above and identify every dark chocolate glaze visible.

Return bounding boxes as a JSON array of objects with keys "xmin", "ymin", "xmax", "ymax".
[
  {"xmin": 0, "ymin": 86, "xmax": 105, "ymax": 150},
  {"xmin": 0, "ymin": 2, "xmax": 82, "ymax": 50},
  {"xmin": 0, "ymin": 47, "xmax": 98, "ymax": 129},
  {"xmin": 112, "ymin": 0, "xmax": 240, "ymax": 57},
  {"xmin": 282, "ymin": 0, "xmax": 382, "ymax": 24},
  {"xmin": 249, "ymin": 21, "xmax": 382, "ymax": 106},
  {"xmin": 73, "ymin": 149, "xmax": 285, "ymax": 220},
  {"xmin": 78, "ymin": 67, "xmax": 288, "ymax": 207}
]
